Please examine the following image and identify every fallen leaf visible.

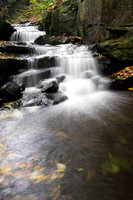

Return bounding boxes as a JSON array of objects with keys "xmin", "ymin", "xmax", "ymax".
[
  {"xmin": 56, "ymin": 131, "xmax": 68, "ymax": 138},
  {"xmin": 128, "ymin": 87, "xmax": 133, "ymax": 91},
  {"xmin": 77, "ymin": 168, "xmax": 84, "ymax": 172},
  {"xmin": 56, "ymin": 163, "xmax": 66, "ymax": 172}
]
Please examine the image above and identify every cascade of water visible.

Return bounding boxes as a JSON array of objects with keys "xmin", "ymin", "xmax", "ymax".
[
  {"xmin": 49, "ymin": 44, "xmax": 103, "ymax": 98},
  {"xmin": 11, "ymin": 24, "xmax": 107, "ymax": 97},
  {"xmin": 11, "ymin": 24, "xmax": 46, "ymax": 42},
  {"xmin": 51, "ymin": 45, "xmax": 98, "ymax": 78}
]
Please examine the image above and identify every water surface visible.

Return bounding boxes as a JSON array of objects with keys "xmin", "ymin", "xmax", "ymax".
[{"xmin": 0, "ymin": 91, "xmax": 133, "ymax": 200}]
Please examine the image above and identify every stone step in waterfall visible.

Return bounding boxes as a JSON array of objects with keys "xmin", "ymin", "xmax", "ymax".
[{"xmin": 16, "ymin": 68, "xmax": 51, "ymax": 87}]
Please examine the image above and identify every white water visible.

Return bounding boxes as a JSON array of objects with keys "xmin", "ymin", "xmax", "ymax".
[
  {"xmin": 11, "ymin": 23, "xmax": 46, "ymax": 42},
  {"xmin": 11, "ymin": 24, "xmax": 108, "ymax": 102}
]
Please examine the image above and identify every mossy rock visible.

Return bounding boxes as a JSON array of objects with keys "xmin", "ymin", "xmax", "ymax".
[{"xmin": 100, "ymin": 37, "xmax": 133, "ymax": 62}]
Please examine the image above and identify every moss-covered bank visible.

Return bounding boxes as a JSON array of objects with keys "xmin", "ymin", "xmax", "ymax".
[{"xmin": 100, "ymin": 37, "xmax": 133, "ymax": 63}]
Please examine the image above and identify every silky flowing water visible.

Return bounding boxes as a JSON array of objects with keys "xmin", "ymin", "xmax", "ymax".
[{"xmin": 0, "ymin": 24, "xmax": 133, "ymax": 200}]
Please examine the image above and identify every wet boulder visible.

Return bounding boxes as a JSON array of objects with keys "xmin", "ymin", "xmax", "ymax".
[
  {"xmin": 37, "ymin": 78, "xmax": 59, "ymax": 93},
  {"xmin": 55, "ymin": 74, "xmax": 66, "ymax": 83},
  {"xmin": 91, "ymin": 75, "xmax": 101, "ymax": 86},
  {"xmin": 83, "ymin": 71, "xmax": 93, "ymax": 79},
  {"xmin": 36, "ymin": 56, "xmax": 57, "ymax": 69},
  {"xmin": 0, "ymin": 20, "xmax": 15, "ymax": 41},
  {"xmin": 0, "ymin": 81, "xmax": 25, "ymax": 104},
  {"xmin": 34, "ymin": 36, "xmax": 62, "ymax": 45},
  {"xmin": 90, "ymin": 44, "xmax": 122, "ymax": 76},
  {"xmin": 12, "ymin": 91, "xmax": 67, "ymax": 108},
  {"xmin": 20, "ymin": 93, "xmax": 54, "ymax": 107},
  {"xmin": 62, "ymin": 36, "xmax": 82, "ymax": 44},
  {"xmin": 0, "ymin": 41, "xmax": 31, "ymax": 54}
]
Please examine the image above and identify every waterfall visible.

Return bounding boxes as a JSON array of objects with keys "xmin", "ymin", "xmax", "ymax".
[
  {"xmin": 11, "ymin": 23, "xmax": 46, "ymax": 42},
  {"xmin": 46, "ymin": 44, "xmax": 108, "ymax": 98},
  {"xmin": 10, "ymin": 24, "xmax": 107, "ymax": 99}
]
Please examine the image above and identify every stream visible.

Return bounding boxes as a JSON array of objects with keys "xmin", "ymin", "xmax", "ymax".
[{"xmin": 0, "ymin": 24, "xmax": 133, "ymax": 200}]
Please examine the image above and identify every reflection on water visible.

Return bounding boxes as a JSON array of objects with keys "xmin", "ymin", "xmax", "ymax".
[{"xmin": 0, "ymin": 91, "xmax": 133, "ymax": 200}]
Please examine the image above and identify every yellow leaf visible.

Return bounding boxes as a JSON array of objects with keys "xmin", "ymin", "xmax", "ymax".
[
  {"xmin": 56, "ymin": 163, "xmax": 66, "ymax": 172},
  {"xmin": 128, "ymin": 87, "xmax": 133, "ymax": 91},
  {"xmin": 124, "ymin": 67, "xmax": 130, "ymax": 71},
  {"xmin": 77, "ymin": 168, "xmax": 84, "ymax": 172}
]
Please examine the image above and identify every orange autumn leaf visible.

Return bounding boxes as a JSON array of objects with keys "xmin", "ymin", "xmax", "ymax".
[
  {"xmin": 56, "ymin": 131, "xmax": 68, "ymax": 138},
  {"xmin": 34, "ymin": 165, "xmax": 41, "ymax": 170}
]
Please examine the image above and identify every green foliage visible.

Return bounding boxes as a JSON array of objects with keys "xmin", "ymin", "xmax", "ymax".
[
  {"xmin": 5, "ymin": 104, "xmax": 12, "ymax": 110},
  {"xmin": 29, "ymin": 0, "xmax": 56, "ymax": 15}
]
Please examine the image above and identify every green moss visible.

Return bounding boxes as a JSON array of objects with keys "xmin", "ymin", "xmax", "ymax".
[
  {"xmin": 111, "ymin": 48, "xmax": 133, "ymax": 61},
  {"xmin": 78, "ymin": 0, "xmax": 85, "ymax": 21},
  {"xmin": 101, "ymin": 37, "xmax": 133, "ymax": 61}
]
